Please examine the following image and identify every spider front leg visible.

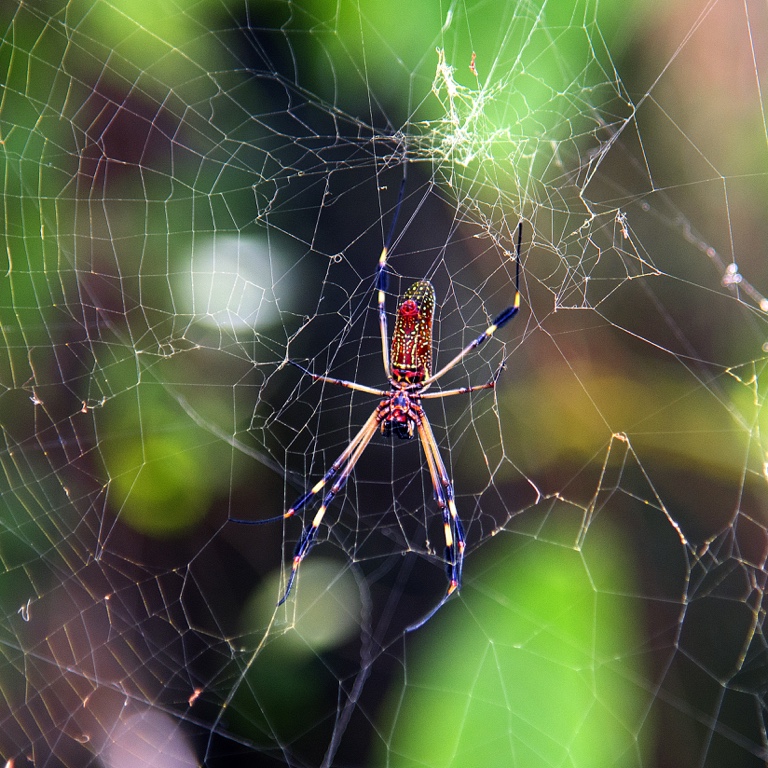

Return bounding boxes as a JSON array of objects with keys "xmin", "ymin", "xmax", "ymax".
[
  {"xmin": 405, "ymin": 412, "xmax": 466, "ymax": 632},
  {"xmin": 415, "ymin": 409, "xmax": 466, "ymax": 595},
  {"xmin": 275, "ymin": 406, "xmax": 382, "ymax": 605},
  {"xmin": 231, "ymin": 407, "xmax": 381, "ymax": 605},
  {"xmin": 230, "ymin": 408, "xmax": 381, "ymax": 529}
]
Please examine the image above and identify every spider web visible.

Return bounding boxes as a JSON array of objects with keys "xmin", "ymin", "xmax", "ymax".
[{"xmin": 1, "ymin": 0, "xmax": 767, "ymax": 765}]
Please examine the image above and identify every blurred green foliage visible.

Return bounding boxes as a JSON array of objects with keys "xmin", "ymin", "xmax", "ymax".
[
  {"xmin": 379, "ymin": 528, "xmax": 650, "ymax": 767},
  {"xmin": 1, "ymin": 0, "xmax": 765, "ymax": 765}
]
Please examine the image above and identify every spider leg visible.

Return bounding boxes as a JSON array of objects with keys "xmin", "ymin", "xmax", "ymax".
[
  {"xmin": 230, "ymin": 407, "xmax": 381, "ymax": 529},
  {"xmin": 276, "ymin": 406, "xmax": 383, "ymax": 605},
  {"xmin": 420, "ymin": 300, "xmax": 518, "ymax": 390},
  {"xmin": 376, "ymin": 163, "xmax": 408, "ymax": 380},
  {"xmin": 420, "ymin": 358, "xmax": 507, "ymax": 399},
  {"xmin": 420, "ymin": 222, "xmax": 522, "ymax": 392},
  {"xmin": 414, "ymin": 408, "xmax": 465, "ymax": 601},
  {"xmin": 290, "ymin": 361, "xmax": 387, "ymax": 397},
  {"xmin": 377, "ymin": 245, "xmax": 391, "ymax": 380}
]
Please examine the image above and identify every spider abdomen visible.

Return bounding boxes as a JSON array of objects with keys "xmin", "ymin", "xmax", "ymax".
[{"xmin": 390, "ymin": 280, "xmax": 435, "ymax": 385}]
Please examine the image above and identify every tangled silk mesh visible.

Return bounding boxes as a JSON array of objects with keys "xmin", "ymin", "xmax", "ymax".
[{"xmin": 1, "ymin": 1, "xmax": 768, "ymax": 766}]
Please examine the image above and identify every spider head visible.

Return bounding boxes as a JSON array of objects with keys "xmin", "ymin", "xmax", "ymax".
[
  {"xmin": 382, "ymin": 390, "xmax": 416, "ymax": 440},
  {"xmin": 382, "ymin": 419, "xmax": 415, "ymax": 440}
]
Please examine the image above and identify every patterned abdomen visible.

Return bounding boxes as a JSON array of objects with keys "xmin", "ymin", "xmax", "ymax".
[{"xmin": 390, "ymin": 280, "xmax": 435, "ymax": 385}]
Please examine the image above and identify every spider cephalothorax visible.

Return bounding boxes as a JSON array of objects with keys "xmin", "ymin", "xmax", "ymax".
[{"xmin": 379, "ymin": 390, "xmax": 417, "ymax": 440}]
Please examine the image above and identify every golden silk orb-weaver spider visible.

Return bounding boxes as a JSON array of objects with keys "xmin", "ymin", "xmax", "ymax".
[{"xmin": 232, "ymin": 183, "xmax": 523, "ymax": 629}]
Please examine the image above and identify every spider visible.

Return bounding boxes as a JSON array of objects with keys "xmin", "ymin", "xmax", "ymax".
[{"xmin": 233, "ymin": 184, "xmax": 522, "ymax": 627}]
